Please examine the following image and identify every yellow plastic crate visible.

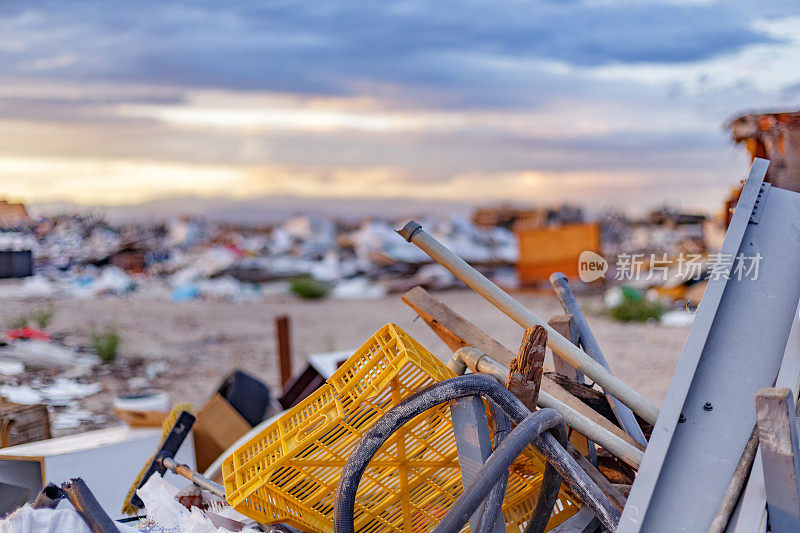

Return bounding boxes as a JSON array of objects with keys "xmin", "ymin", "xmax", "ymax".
[{"xmin": 223, "ymin": 323, "xmax": 579, "ymax": 532}]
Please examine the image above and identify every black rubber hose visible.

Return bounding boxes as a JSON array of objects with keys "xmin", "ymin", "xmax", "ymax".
[
  {"xmin": 434, "ymin": 408, "xmax": 564, "ymax": 533},
  {"xmin": 333, "ymin": 374, "xmax": 620, "ymax": 533},
  {"xmin": 475, "ymin": 403, "xmax": 512, "ymax": 532}
]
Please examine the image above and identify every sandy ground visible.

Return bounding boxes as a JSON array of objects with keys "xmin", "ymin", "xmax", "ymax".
[{"xmin": 0, "ymin": 289, "xmax": 691, "ymax": 431}]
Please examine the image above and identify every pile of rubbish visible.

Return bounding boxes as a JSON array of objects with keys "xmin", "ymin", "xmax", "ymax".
[
  {"xmin": 0, "ymin": 214, "xmax": 524, "ymax": 302},
  {"xmin": 2, "ymin": 163, "xmax": 800, "ymax": 533},
  {"xmin": 1, "ymin": 204, "xmax": 719, "ymax": 304}
]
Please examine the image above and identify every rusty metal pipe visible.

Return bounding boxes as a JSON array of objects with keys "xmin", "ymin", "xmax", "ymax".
[
  {"xmin": 31, "ymin": 483, "xmax": 63, "ymax": 510},
  {"xmin": 61, "ymin": 478, "xmax": 120, "ymax": 533}
]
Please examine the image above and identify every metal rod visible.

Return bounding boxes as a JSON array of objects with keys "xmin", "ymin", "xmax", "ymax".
[
  {"xmin": 708, "ymin": 427, "xmax": 759, "ymax": 533},
  {"xmin": 398, "ymin": 221, "xmax": 659, "ymax": 426},
  {"xmin": 60, "ymin": 478, "xmax": 120, "ymax": 533},
  {"xmin": 31, "ymin": 483, "xmax": 63, "ymax": 510},
  {"xmin": 161, "ymin": 456, "xmax": 226, "ymax": 499},
  {"xmin": 451, "ymin": 347, "xmax": 644, "ymax": 468},
  {"xmin": 549, "ymin": 272, "xmax": 647, "ymax": 446}
]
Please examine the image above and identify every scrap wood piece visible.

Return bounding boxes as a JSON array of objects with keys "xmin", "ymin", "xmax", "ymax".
[
  {"xmin": 548, "ymin": 314, "xmax": 597, "ymax": 466},
  {"xmin": 547, "ymin": 314, "xmax": 583, "ymax": 383},
  {"xmin": 402, "ymin": 286, "xmax": 646, "ymax": 453},
  {"xmin": 401, "ymin": 286, "xmax": 512, "ymax": 364},
  {"xmin": 566, "ymin": 442, "xmax": 627, "ymax": 511},
  {"xmin": 505, "ymin": 326, "xmax": 547, "ymax": 412}
]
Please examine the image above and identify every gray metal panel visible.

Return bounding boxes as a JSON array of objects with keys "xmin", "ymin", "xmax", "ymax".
[
  {"xmin": 729, "ymin": 300, "xmax": 800, "ymax": 533},
  {"xmin": 755, "ymin": 388, "xmax": 800, "ymax": 533},
  {"xmin": 620, "ymin": 159, "xmax": 800, "ymax": 532},
  {"xmin": 449, "ymin": 397, "xmax": 505, "ymax": 533}
]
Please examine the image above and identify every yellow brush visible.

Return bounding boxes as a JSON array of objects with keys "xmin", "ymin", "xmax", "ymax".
[{"xmin": 121, "ymin": 402, "xmax": 193, "ymax": 516}]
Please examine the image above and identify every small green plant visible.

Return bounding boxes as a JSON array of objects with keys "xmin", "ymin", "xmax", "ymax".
[
  {"xmin": 7, "ymin": 314, "xmax": 29, "ymax": 330},
  {"xmin": 30, "ymin": 306, "xmax": 55, "ymax": 329},
  {"xmin": 289, "ymin": 276, "xmax": 329, "ymax": 300},
  {"xmin": 607, "ymin": 291, "xmax": 666, "ymax": 323},
  {"xmin": 91, "ymin": 327, "xmax": 121, "ymax": 363}
]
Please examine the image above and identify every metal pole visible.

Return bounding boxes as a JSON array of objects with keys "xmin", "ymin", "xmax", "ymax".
[
  {"xmin": 398, "ymin": 221, "xmax": 659, "ymax": 425},
  {"xmin": 161, "ymin": 456, "xmax": 226, "ymax": 499},
  {"xmin": 451, "ymin": 347, "xmax": 644, "ymax": 468},
  {"xmin": 61, "ymin": 478, "xmax": 120, "ymax": 533},
  {"xmin": 550, "ymin": 272, "xmax": 647, "ymax": 445}
]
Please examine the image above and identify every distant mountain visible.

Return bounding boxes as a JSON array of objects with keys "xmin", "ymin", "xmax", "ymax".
[{"xmin": 29, "ymin": 195, "xmax": 478, "ymax": 224}]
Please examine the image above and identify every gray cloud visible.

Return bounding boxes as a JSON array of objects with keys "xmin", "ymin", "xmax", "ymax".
[{"xmin": 0, "ymin": 1, "xmax": 786, "ymax": 104}]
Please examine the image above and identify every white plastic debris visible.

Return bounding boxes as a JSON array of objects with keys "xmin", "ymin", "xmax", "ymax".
[
  {"xmin": 113, "ymin": 390, "xmax": 170, "ymax": 412},
  {"xmin": 0, "ymin": 378, "xmax": 102, "ymax": 405},
  {"xmin": 0, "ymin": 359, "xmax": 24, "ymax": 376},
  {"xmin": 94, "ymin": 266, "xmax": 133, "ymax": 295},
  {"xmin": 0, "ymin": 384, "xmax": 42, "ymax": 405},
  {"xmin": 0, "ymin": 340, "xmax": 92, "ymax": 369},
  {"xmin": 0, "ymin": 505, "xmax": 138, "ymax": 533},
  {"xmin": 51, "ymin": 407, "xmax": 98, "ymax": 430},
  {"xmin": 331, "ymin": 277, "xmax": 387, "ymax": 300},
  {"xmin": 136, "ymin": 474, "xmax": 260, "ymax": 533},
  {"xmin": 0, "ymin": 276, "xmax": 56, "ymax": 299},
  {"xmin": 40, "ymin": 379, "xmax": 102, "ymax": 403},
  {"xmin": 660, "ymin": 310, "xmax": 696, "ymax": 328}
]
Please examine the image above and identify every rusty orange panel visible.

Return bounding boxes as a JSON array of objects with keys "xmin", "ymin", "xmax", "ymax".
[{"xmin": 515, "ymin": 223, "xmax": 600, "ymax": 284}]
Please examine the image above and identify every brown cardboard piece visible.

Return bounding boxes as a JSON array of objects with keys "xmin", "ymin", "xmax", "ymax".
[{"xmin": 193, "ymin": 393, "xmax": 251, "ymax": 473}]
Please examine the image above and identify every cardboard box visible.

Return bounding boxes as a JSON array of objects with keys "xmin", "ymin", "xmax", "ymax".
[{"xmin": 193, "ymin": 394, "xmax": 251, "ymax": 473}]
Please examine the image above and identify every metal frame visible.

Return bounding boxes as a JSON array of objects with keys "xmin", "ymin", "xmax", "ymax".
[
  {"xmin": 727, "ymin": 298, "xmax": 800, "ymax": 532},
  {"xmin": 620, "ymin": 159, "xmax": 800, "ymax": 531},
  {"xmin": 754, "ymin": 388, "xmax": 800, "ymax": 533},
  {"xmin": 449, "ymin": 396, "xmax": 505, "ymax": 533}
]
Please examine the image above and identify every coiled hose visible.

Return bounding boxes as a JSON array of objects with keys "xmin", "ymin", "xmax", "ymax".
[
  {"xmin": 333, "ymin": 374, "xmax": 620, "ymax": 533},
  {"xmin": 475, "ymin": 403, "xmax": 511, "ymax": 532}
]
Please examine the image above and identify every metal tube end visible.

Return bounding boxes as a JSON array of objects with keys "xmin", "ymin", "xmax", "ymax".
[
  {"xmin": 549, "ymin": 272, "xmax": 567, "ymax": 284},
  {"xmin": 396, "ymin": 220, "xmax": 422, "ymax": 242}
]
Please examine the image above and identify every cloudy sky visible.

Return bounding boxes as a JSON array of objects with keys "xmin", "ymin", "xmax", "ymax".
[{"xmin": 1, "ymin": 1, "xmax": 799, "ymax": 215}]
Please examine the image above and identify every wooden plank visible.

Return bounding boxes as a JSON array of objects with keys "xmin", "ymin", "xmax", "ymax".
[
  {"xmin": 755, "ymin": 387, "xmax": 800, "ymax": 533},
  {"xmin": 275, "ymin": 315, "xmax": 292, "ymax": 388},
  {"xmin": 547, "ymin": 314, "xmax": 583, "ymax": 382},
  {"xmin": 401, "ymin": 286, "xmax": 514, "ymax": 365},
  {"xmin": 401, "ymin": 286, "xmax": 646, "ymax": 456},
  {"xmin": 505, "ymin": 326, "xmax": 547, "ymax": 412},
  {"xmin": 549, "ymin": 314, "xmax": 598, "ymax": 466}
]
